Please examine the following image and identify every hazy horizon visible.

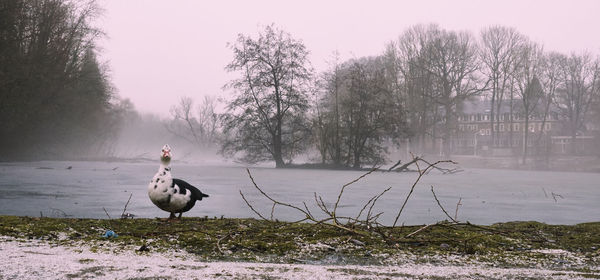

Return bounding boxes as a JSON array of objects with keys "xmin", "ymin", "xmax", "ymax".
[{"xmin": 96, "ymin": 0, "xmax": 600, "ymax": 116}]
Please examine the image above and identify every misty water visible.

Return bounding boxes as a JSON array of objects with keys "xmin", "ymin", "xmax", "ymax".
[{"xmin": 0, "ymin": 160, "xmax": 598, "ymax": 225}]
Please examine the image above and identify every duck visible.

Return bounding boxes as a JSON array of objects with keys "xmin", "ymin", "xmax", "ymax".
[{"xmin": 148, "ymin": 144, "xmax": 209, "ymax": 219}]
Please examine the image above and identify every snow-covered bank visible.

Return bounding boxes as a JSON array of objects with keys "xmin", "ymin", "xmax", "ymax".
[{"xmin": 1, "ymin": 237, "xmax": 597, "ymax": 279}]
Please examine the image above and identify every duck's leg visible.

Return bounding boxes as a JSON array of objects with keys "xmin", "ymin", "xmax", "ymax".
[
  {"xmin": 177, "ymin": 212, "xmax": 182, "ymax": 219},
  {"xmin": 169, "ymin": 212, "xmax": 176, "ymax": 219}
]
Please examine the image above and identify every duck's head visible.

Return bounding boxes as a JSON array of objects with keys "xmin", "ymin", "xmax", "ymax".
[{"xmin": 160, "ymin": 144, "xmax": 172, "ymax": 165}]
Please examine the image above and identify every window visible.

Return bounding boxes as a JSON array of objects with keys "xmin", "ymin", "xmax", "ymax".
[
  {"xmin": 499, "ymin": 124, "xmax": 504, "ymax": 132},
  {"xmin": 545, "ymin": 123, "xmax": 551, "ymax": 130},
  {"xmin": 459, "ymin": 125, "xmax": 464, "ymax": 131},
  {"xmin": 514, "ymin": 123, "xmax": 519, "ymax": 131}
]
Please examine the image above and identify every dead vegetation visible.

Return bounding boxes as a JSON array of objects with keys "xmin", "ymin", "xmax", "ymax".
[{"xmin": 240, "ymin": 156, "xmax": 486, "ymax": 246}]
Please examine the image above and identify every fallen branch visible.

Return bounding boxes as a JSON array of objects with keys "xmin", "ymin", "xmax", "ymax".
[
  {"xmin": 240, "ymin": 156, "xmax": 462, "ymax": 242},
  {"xmin": 393, "ymin": 156, "xmax": 455, "ymax": 227},
  {"xmin": 242, "ymin": 168, "xmax": 379, "ymax": 237},
  {"xmin": 388, "ymin": 156, "xmax": 460, "ymax": 174}
]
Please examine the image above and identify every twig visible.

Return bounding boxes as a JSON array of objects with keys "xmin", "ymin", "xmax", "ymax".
[
  {"xmin": 103, "ymin": 207, "xmax": 114, "ymax": 230},
  {"xmin": 393, "ymin": 155, "xmax": 454, "ymax": 227},
  {"xmin": 217, "ymin": 232, "xmax": 231, "ymax": 254},
  {"xmin": 50, "ymin": 208, "xmax": 70, "ymax": 217},
  {"xmin": 454, "ymin": 197, "xmax": 462, "ymax": 221},
  {"xmin": 430, "ymin": 186, "xmax": 458, "ymax": 223},
  {"xmin": 239, "ymin": 190, "xmax": 270, "ymax": 221},
  {"xmin": 103, "ymin": 207, "xmax": 112, "ymax": 219},
  {"xmin": 332, "ymin": 166, "xmax": 379, "ymax": 223},
  {"xmin": 405, "ymin": 223, "xmax": 435, "ymax": 238},
  {"xmin": 270, "ymin": 202, "xmax": 276, "ymax": 220},
  {"xmin": 542, "ymin": 187, "xmax": 548, "ymax": 198},
  {"xmin": 551, "ymin": 192, "xmax": 563, "ymax": 202},
  {"xmin": 315, "ymin": 193, "xmax": 331, "ymax": 216},
  {"xmin": 302, "ymin": 202, "xmax": 314, "ymax": 219},
  {"xmin": 121, "ymin": 193, "xmax": 133, "ymax": 219},
  {"xmin": 366, "ymin": 187, "xmax": 392, "ymax": 223},
  {"xmin": 246, "ymin": 169, "xmax": 310, "ymax": 216},
  {"xmin": 355, "ymin": 194, "xmax": 379, "ymax": 222}
]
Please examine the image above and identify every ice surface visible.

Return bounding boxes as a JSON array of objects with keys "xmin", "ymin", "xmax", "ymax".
[{"xmin": 0, "ymin": 161, "xmax": 598, "ymax": 225}]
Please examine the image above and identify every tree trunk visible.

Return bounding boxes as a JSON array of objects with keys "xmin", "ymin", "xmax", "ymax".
[
  {"xmin": 522, "ymin": 116, "xmax": 529, "ymax": 165},
  {"xmin": 571, "ymin": 125, "xmax": 578, "ymax": 155},
  {"xmin": 274, "ymin": 138, "xmax": 285, "ymax": 168}
]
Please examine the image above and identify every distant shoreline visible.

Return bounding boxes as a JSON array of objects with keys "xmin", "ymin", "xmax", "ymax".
[{"xmin": 2, "ymin": 154, "xmax": 599, "ymax": 173}]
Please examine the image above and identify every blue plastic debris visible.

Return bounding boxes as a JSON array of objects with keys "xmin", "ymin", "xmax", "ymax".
[{"xmin": 103, "ymin": 230, "xmax": 118, "ymax": 238}]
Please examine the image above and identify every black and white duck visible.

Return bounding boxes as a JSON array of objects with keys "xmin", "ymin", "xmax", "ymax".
[{"xmin": 148, "ymin": 144, "xmax": 209, "ymax": 219}]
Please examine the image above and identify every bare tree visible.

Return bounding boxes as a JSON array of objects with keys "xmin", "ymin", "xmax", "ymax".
[
  {"xmin": 312, "ymin": 51, "xmax": 345, "ymax": 165},
  {"xmin": 169, "ymin": 97, "xmax": 202, "ymax": 145},
  {"xmin": 480, "ymin": 26, "xmax": 526, "ymax": 147},
  {"xmin": 420, "ymin": 25, "xmax": 483, "ymax": 156},
  {"xmin": 392, "ymin": 25, "xmax": 442, "ymax": 154},
  {"xmin": 222, "ymin": 24, "xmax": 312, "ymax": 167},
  {"xmin": 513, "ymin": 42, "xmax": 544, "ymax": 164},
  {"xmin": 535, "ymin": 52, "xmax": 566, "ymax": 161},
  {"xmin": 167, "ymin": 96, "xmax": 220, "ymax": 147},
  {"xmin": 555, "ymin": 53, "xmax": 600, "ymax": 155},
  {"xmin": 197, "ymin": 95, "xmax": 219, "ymax": 143}
]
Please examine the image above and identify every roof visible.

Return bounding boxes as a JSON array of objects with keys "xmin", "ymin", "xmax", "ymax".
[{"xmin": 459, "ymin": 98, "xmax": 558, "ymax": 115}]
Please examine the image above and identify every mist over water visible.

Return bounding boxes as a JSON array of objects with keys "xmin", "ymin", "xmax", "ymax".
[
  {"xmin": 1, "ymin": 0, "xmax": 599, "ymax": 233},
  {"xmin": 1, "ymin": 160, "xmax": 598, "ymax": 225}
]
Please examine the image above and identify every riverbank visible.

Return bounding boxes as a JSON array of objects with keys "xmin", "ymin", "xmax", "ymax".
[
  {"xmin": 450, "ymin": 155, "xmax": 600, "ymax": 173},
  {"xmin": 1, "ymin": 216, "xmax": 599, "ymax": 279}
]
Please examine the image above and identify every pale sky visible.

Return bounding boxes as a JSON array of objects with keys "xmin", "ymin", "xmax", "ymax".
[{"xmin": 96, "ymin": 0, "xmax": 600, "ymax": 115}]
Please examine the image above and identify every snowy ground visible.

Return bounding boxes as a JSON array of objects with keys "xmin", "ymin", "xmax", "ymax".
[{"xmin": 1, "ymin": 237, "xmax": 597, "ymax": 279}]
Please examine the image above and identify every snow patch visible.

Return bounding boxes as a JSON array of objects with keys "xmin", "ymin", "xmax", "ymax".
[{"xmin": 1, "ymin": 237, "xmax": 598, "ymax": 279}]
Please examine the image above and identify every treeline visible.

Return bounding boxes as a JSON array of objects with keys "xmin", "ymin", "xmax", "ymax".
[
  {"xmin": 0, "ymin": 0, "xmax": 128, "ymax": 160},
  {"xmin": 219, "ymin": 24, "xmax": 600, "ymax": 168}
]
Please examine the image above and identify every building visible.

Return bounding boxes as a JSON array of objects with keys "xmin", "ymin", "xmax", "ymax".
[{"xmin": 453, "ymin": 99, "xmax": 595, "ymax": 157}]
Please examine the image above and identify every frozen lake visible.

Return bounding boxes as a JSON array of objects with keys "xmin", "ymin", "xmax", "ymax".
[{"xmin": 0, "ymin": 160, "xmax": 598, "ymax": 225}]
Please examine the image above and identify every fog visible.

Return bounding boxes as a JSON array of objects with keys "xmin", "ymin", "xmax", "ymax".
[{"xmin": 1, "ymin": 0, "xmax": 599, "ymax": 225}]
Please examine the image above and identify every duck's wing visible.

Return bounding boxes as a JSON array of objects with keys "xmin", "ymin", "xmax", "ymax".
[{"xmin": 172, "ymin": 178, "xmax": 209, "ymax": 200}]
